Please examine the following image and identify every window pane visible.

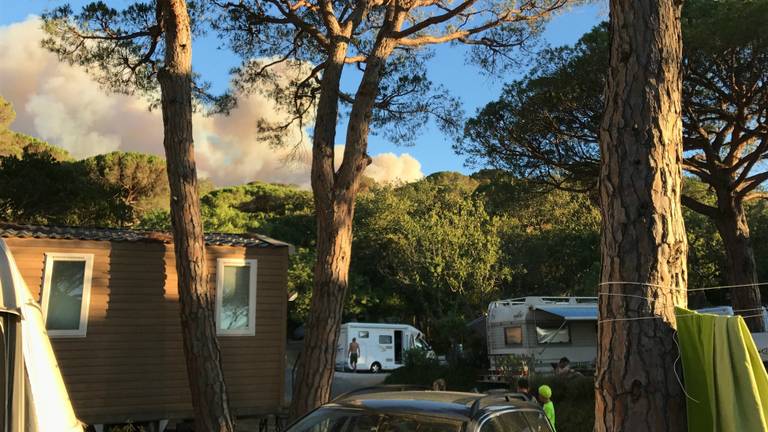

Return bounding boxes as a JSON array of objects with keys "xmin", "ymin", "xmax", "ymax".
[
  {"xmin": 379, "ymin": 335, "xmax": 392, "ymax": 344},
  {"xmin": 480, "ymin": 412, "xmax": 531, "ymax": 432},
  {"xmin": 505, "ymin": 326, "xmax": 523, "ymax": 345},
  {"xmin": 359, "ymin": 331, "xmax": 369, "ymax": 338},
  {"xmin": 46, "ymin": 260, "xmax": 86, "ymax": 331},
  {"xmin": 221, "ymin": 265, "xmax": 251, "ymax": 330},
  {"xmin": 523, "ymin": 411, "xmax": 554, "ymax": 432},
  {"xmin": 536, "ymin": 325, "xmax": 570, "ymax": 344}
]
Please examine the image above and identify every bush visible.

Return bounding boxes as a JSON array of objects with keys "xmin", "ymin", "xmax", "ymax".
[
  {"xmin": 386, "ymin": 352, "xmax": 479, "ymax": 392},
  {"xmin": 533, "ymin": 376, "xmax": 594, "ymax": 432}
]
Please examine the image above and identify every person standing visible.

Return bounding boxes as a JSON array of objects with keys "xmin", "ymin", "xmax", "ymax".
[
  {"xmin": 516, "ymin": 378, "xmax": 534, "ymax": 402},
  {"xmin": 538, "ymin": 385, "xmax": 556, "ymax": 431},
  {"xmin": 348, "ymin": 338, "xmax": 360, "ymax": 372}
]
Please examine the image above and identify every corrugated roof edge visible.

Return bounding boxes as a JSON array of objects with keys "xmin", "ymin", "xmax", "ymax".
[{"xmin": 0, "ymin": 222, "xmax": 295, "ymax": 254}]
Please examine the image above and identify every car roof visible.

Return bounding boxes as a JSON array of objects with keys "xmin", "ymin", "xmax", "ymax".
[{"xmin": 329, "ymin": 390, "xmax": 540, "ymax": 422}]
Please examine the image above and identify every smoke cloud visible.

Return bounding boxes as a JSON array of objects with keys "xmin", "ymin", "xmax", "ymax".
[{"xmin": 0, "ymin": 17, "xmax": 423, "ymax": 187}]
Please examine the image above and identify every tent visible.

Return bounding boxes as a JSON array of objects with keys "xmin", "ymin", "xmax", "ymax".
[{"xmin": 0, "ymin": 239, "xmax": 81, "ymax": 431}]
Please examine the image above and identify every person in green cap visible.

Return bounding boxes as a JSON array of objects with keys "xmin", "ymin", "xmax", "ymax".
[{"xmin": 537, "ymin": 384, "xmax": 556, "ymax": 431}]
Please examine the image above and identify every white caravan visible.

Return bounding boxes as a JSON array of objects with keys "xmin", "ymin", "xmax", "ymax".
[
  {"xmin": 486, "ymin": 297, "xmax": 599, "ymax": 374},
  {"xmin": 336, "ymin": 322, "xmax": 432, "ymax": 372},
  {"xmin": 486, "ymin": 297, "xmax": 768, "ymax": 376}
]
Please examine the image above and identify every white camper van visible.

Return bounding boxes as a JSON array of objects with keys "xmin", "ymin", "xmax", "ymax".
[
  {"xmin": 336, "ymin": 323, "xmax": 433, "ymax": 372},
  {"xmin": 486, "ymin": 297, "xmax": 599, "ymax": 374}
]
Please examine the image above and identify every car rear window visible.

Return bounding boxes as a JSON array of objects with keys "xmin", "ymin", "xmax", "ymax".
[
  {"xmin": 289, "ymin": 408, "xmax": 464, "ymax": 432},
  {"xmin": 522, "ymin": 411, "xmax": 554, "ymax": 432},
  {"xmin": 479, "ymin": 411, "xmax": 531, "ymax": 432}
]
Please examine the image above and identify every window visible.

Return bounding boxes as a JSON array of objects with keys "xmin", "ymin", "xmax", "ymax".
[
  {"xmin": 523, "ymin": 411, "xmax": 554, "ymax": 432},
  {"xmin": 379, "ymin": 335, "xmax": 393, "ymax": 344},
  {"xmin": 536, "ymin": 325, "xmax": 570, "ymax": 344},
  {"xmin": 479, "ymin": 411, "xmax": 532, "ymax": 432},
  {"xmin": 216, "ymin": 259, "xmax": 257, "ymax": 336},
  {"xmin": 504, "ymin": 326, "xmax": 523, "ymax": 345},
  {"xmin": 358, "ymin": 331, "xmax": 369, "ymax": 338},
  {"xmin": 41, "ymin": 253, "xmax": 94, "ymax": 337}
]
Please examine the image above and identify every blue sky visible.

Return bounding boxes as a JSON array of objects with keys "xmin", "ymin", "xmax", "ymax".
[{"xmin": 0, "ymin": 0, "xmax": 605, "ymax": 177}]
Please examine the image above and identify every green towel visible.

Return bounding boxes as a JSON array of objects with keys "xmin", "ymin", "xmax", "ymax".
[{"xmin": 676, "ymin": 306, "xmax": 768, "ymax": 431}]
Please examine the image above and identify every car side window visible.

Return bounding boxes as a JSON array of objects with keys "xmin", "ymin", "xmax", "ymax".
[
  {"xmin": 523, "ymin": 411, "xmax": 553, "ymax": 432},
  {"xmin": 479, "ymin": 412, "xmax": 531, "ymax": 432}
]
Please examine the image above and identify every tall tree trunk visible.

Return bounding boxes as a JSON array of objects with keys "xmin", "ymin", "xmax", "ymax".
[
  {"xmin": 596, "ymin": 0, "xmax": 688, "ymax": 430},
  {"xmin": 290, "ymin": 46, "xmax": 348, "ymax": 419},
  {"xmin": 290, "ymin": 32, "xmax": 398, "ymax": 418},
  {"xmin": 157, "ymin": 1, "xmax": 235, "ymax": 430},
  {"xmin": 714, "ymin": 192, "xmax": 764, "ymax": 331}
]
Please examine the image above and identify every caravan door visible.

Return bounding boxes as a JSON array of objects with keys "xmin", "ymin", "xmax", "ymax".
[
  {"xmin": 376, "ymin": 331, "xmax": 396, "ymax": 370},
  {"xmin": 394, "ymin": 330, "xmax": 403, "ymax": 365}
]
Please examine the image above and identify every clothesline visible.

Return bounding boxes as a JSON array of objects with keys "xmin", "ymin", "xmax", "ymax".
[
  {"xmin": 597, "ymin": 292, "xmax": 766, "ymax": 314},
  {"xmin": 598, "ymin": 280, "xmax": 768, "ymax": 292},
  {"xmin": 597, "ymin": 311, "xmax": 766, "ymax": 325}
]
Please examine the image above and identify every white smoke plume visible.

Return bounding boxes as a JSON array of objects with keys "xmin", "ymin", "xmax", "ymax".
[{"xmin": 0, "ymin": 17, "xmax": 423, "ymax": 187}]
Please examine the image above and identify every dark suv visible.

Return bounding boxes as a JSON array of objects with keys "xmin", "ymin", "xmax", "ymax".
[{"xmin": 287, "ymin": 388, "xmax": 554, "ymax": 432}]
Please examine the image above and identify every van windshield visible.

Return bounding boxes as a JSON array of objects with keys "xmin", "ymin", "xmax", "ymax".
[
  {"xmin": 414, "ymin": 335, "xmax": 431, "ymax": 351},
  {"xmin": 289, "ymin": 408, "xmax": 463, "ymax": 432}
]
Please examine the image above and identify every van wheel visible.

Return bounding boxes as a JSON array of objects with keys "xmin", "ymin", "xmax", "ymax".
[{"xmin": 370, "ymin": 362, "xmax": 382, "ymax": 373}]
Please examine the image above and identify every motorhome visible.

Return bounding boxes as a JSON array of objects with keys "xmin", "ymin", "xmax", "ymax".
[
  {"xmin": 336, "ymin": 323, "xmax": 432, "ymax": 372},
  {"xmin": 486, "ymin": 297, "xmax": 599, "ymax": 375},
  {"xmin": 486, "ymin": 296, "xmax": 768, "ymax": 378}
]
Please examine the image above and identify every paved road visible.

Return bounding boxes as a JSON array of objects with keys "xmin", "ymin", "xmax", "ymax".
[
  {"xmin": 330, "ymin": 371, "xmax": 389, "ymax": 398},
  {"xmin": 284, "ymin": 369, "xmax": 389, "ymax": 403}
]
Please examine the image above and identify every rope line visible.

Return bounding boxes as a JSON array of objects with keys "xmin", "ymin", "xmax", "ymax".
[
  {"xmin": 598, "ymin": 281, "xmax": 768, "ymax": 292},
  {"xmin": 597, "ymin": 311, "xmax": 766, "ymax": 325}
]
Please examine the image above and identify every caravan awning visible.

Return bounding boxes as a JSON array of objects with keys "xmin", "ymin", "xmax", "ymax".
[{"xmin": 534, "ymin": 305, "xmax": 598, "ymax": 321}]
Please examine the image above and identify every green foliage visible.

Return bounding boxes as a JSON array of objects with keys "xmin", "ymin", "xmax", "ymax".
[
  {"xmin": 0, "ymin": 149, "xmax": 127, "ymax": 226},
  {"xmin": 82, "ymin": 152, "xmax": 169, "ymax": 224},
  {"xmin": 533, "ymin": 376, "xmax": 595, "ymax": 432},
  {"xmin": 384, "ymin": 361, "xmax": 477, "ymax": 392},
  {"xmin": 404, "ymin": 348, "xmax": 439, "ymax": 370},
  {"xmin": 353, "ymin": 177, "xmax": 510, "ymax": 346}
]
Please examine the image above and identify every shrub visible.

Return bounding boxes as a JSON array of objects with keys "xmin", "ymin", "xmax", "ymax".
[{"xmin": 533, "ymin": 376, "xmax": 594, "ymax": 432}]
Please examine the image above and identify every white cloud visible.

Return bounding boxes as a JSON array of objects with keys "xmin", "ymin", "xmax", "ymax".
[
  {"xmin": 368, "ymin": 152, "xmax": 424, "ymax": 183},
  {"xmin": 0, "ymin": 17, "xmax": 423, "ymax": 187}
]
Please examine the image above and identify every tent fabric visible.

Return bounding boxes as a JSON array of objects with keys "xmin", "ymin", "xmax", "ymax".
[
  {"xmin": 0, "ymin": 239, "xmax": 81, "ymax": 432},
  {"xmin": 675, "ymin": 306, "xmax": 768, "ymax": 432},
  {"xmin": 534, "ymin": 305, "xmax": 597, "ymax": 321}
]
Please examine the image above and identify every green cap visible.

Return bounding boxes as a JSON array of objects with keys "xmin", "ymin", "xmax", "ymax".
[{"xmin": 538, "ymin": 384, "xmax": 552, "ymax": 399}]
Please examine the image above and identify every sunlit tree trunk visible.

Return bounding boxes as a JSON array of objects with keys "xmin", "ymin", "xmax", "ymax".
[
  {"xmin": 291, "ymin": 32, "xmax": 399, "ymax": 419},
  {"xmin": 157, "ymin": 0, "xmax": 235, "ymax": 430},
  {"xmin": 713, "ymin": 189, "xmax": 764, "ymax": 331},
  {"xmin": 595, "ymin": 0, "xmax": 688, "ymax": 430}
]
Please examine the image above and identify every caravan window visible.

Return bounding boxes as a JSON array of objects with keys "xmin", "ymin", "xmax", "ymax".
[
  {"xmin": 536, "ymin": 325, "xmax": 570, "ymax": 344},
  {"xmin": 379, "ymin": 335, "xmax": 393, "ymax": 344},
  {"xmin": 41, "ymin": 253, "xmax": 94, "ymax": 337},
  {"xmin": 358, "ymin": 331, "xmax": 370, "ymax": 338},
  {"xmin": 216, "ymin": 259, "xmax": 257, "ymax": 336},
  {"xmin": 504, "ymin": 326, "xmax": 523, "ymax": 345}
]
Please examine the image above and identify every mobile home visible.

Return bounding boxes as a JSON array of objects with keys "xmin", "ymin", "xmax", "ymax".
[
  {"xmin": 486, "ymin": 297, "xmax": 598, "ymax": 374},
  {"xmin": 336, "ymin": 322, "xmax": 432, "ymax": 372},
  {"xmin": 0, "ymin": 223, "xmax": 291, "ymax": 428}
]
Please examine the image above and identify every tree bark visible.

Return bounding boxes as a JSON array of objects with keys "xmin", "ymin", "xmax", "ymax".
[
  {"xmin": 290, "ymin": 44, "xmax": 349, "ymax": 420},
  {"xmin": 713, "ymin": 191, "xmax": 764, "ymax": 331},
  {"xmin": 157, "ymin": 1, "xmax": 235, "ymax": 430},
  {"xmin": 596, "ymin": 0, "xmax": 688, "ymax": 430},
  {"xmin": 290, "ymin": 26, "xmax": 400, "ymax": 418}
]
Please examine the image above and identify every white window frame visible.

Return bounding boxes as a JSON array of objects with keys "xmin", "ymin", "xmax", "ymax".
[
  {"xmin": 215, "ymin": 258, "xmax": 257, "ymax": 336},
  {"xmin": 41, "ymin": 253, "xmax": 94, "ymax": 338}
]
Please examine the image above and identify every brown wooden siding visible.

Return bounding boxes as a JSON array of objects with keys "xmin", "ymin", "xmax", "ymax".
[{"xmin": 4, "ymin": 237, "xmax": 288, "ymax": 425}]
